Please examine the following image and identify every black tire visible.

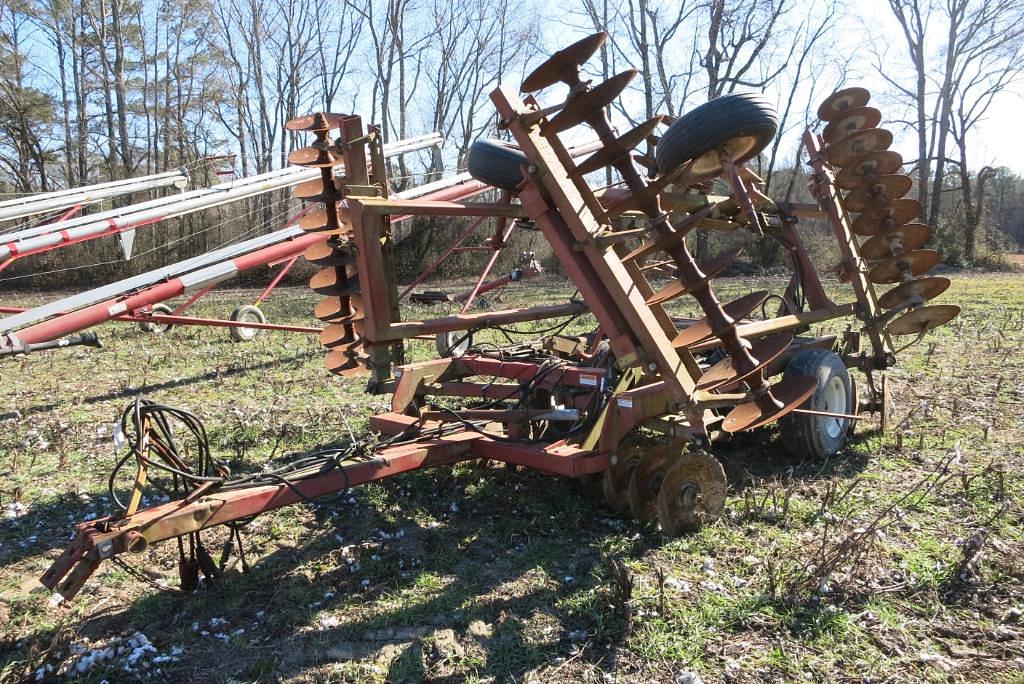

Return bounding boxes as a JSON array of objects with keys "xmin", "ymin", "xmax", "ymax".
[
  {"xmin": 655, "ymin": 93, "xmax": 778, "ymax": 180},
  {"xmin": 138, "ymin": 303, "xmax": 174, "ymax": 334},
  {"xmin": 778, "ymin": 349, "xmax": 854, "ymax": 459},
  {"xmin": 229, "ymin": 305, "xmax": 266, "ymax": 342},
  {"xmin": 466, "ymin": 139, "xmax": 529, "ymax": 192}
]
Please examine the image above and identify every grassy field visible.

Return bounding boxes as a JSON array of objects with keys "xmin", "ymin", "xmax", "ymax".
[{"xmin": 1, "ymin": 272, "xmax": 1022, "ymax": 683}]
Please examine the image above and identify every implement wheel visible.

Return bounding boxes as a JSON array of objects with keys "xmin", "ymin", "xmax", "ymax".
[
  {"xmin": 138, "ymin": 303, "xmax": 174, "ymax": 334},
  {"xmin": 778, "ymin": 349, "xmax": 854, "ymax": 459},
  {"xmin": 656, "ymin": 451, "xmax": 727, "ymax": 536},
  {"xmin": 655, "ymin": 93, "xmax": 778, "ymax": 180},
  {"xmin": 229, "ymin": 305, "xmax": 266, "ymax": 342}
]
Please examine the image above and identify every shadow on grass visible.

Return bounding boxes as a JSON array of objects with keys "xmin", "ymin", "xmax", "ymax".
[
  {"xmin": 2, "ymin": 425, "xmax": 879, "ymax": 680},
  {"xmin": 3, "ymin": 467, "xmax": 652, "ymax": 681},
  {"xmin": 0, "ymin": 349, "xmax": 322, "ymax": 422}
]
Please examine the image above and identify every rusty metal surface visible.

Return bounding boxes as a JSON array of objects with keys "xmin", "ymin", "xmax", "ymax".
[{"xmin": 817, "ymin": 87, "xmax": 871, "ymax": 120}]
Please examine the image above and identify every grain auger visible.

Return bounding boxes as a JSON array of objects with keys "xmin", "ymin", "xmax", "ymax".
[{"xmin": 40, "ymin": 32, "xmax": 960, "ymax": 603}]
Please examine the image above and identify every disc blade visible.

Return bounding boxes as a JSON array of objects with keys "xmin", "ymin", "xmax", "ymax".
[
  {"xmin": 293, "ymin": 177, "xmax": 343, "ymax": 203},
  {"xmin": 817, "ymin": 87, "xmax": 871, "ymax": 121},
  {"xmin": 721, "ymin": 374, "xmax": 818, "ymax": 433},
  {"xmin": 543, "ymin": 70, "xmax": 638, "ymax": 135},
  {"xmin": 859, "ymin": 223, "xmax": 931, "ymax": 260},
  {"xmin": 822, "ymin": 106, "xmax": 882, "ymax": 143},
  {"xmin": 288, "ymin": 146, "xmax": 343, "ymax": 168},
  {"xmin": 646, "ymin": 247, "xmax": 742, "ymax": 306},
  {"xmin": 521, "ymin": 32, "xmax": 607, "ymax": 92},
  {"xmin": 851, "ymin": 198, "xmax": 922, "ymax": 236},
  {"xmin": 286, "ymin": 112, "xmax": 350, "ymax": 132},
  {"xmin": 843, "ymin": 175, "xmax": 913, "ymax": 212},
  {"xmin": 824, "ymin": 128, "xmax": 893, "ymax": 167},
  {"xmin": 304, "ymin": 240, "xmax": 357, "ymax": 266},
  {"xmin": 320, "ymin": 324, "xmax": 360, "ymax": 349},
  {"xmin": 835, "ymin": 151, "xmax": 904, "ymax": 190},
  {"xmin": 626, "ymin": 444, "xmax": 675, "ymax": 520},
  {"xmin": 672, "ymin": 290, "xmax": 770, "ymax": 349},
  {"xmin": 313, "ymin": 296, "xmax": 363, "ymax": 323},
  {"xmin": 877, "ymin": 276, "xmax": 950, "ymax": 310},
  {"xmin": 571, "ymin": 116, "xmax": 665, "ymax": 177},
  {"xmin": 310, "ymin": 268, "xmax": 360, "ymax": 296},
  {"xmin": 695, "ymin": 332, "xmax": 794, "ymax": 392},
  {"xmin": 886, "ymin": 304, "xmax": 960, "ymax": 336},
  {"xmin": 656, "ymin": 451, "xmax": 727, "ymax": 536},
  {"xmin": 325, "ymin": 349, "xmax": 367, "ymax": 375},
  {"xmin": 867, "ymin": 249, "xmax": 941, "ymax": 284}
]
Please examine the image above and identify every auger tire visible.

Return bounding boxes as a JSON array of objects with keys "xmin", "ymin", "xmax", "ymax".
[
  {"xmin": 466, "ymin": 139, "xmax": 529, "ymax": 192},
  {"xmin": 138, "ymin": 303, "xmax": 174, "ymax": 334},
  {"xmin": 229, "ymin": 305, "xmax": 266, "ymax": 342},
  {"xmin": 778, "ymin": 349, "xmax": 854, "ymax": 459},
  {"xmin": 656, "ymin": 93, "xmax": 779, "ymax": 180}
]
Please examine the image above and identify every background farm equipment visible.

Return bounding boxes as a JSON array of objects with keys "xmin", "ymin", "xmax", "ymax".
[{"xmin": 39, "ymin": 32, "xmax": 958, "ymax": 603}]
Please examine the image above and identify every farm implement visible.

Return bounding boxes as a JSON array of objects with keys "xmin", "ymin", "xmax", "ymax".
[{"xmin": 40, "ymin": 33, "xmax": 959, "ymax": 602}]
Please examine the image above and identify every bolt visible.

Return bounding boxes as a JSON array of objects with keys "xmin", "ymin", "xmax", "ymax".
[
  {"xmin": 648, "ymin": 363, "xmax": 658, "ymax": 372},
  {"xmin": 527, "ymin": 164, "xmax": 538, "ymax": 174}
]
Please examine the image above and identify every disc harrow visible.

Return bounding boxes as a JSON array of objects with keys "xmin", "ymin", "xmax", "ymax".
[{"xmin": 38, "ymin": 34, "xmax": 962, "ymax": 605}]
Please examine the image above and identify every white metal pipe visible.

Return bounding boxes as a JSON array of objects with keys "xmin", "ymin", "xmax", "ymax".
[
  {"xmin": 0, "ymin": 169, "xmax": 474, "ymax": 335},
  {"xmin": 0, "ymin": 166, "xmax": 299, "ymax": 244},
  {"xmin": 0, "ymin": 169, "xmax": 191, "ymax": 223},
  {"xmin": 0, "ymin": 134, "xmax": 442, "ymax": 262}
]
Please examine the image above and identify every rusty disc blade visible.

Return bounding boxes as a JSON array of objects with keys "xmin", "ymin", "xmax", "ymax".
[
  {"xmin": 822, "ymin": 106, "xmax": 883, "ymax": 144},
  {"xmin": 602, "ymin": 446, "xmax": 642, "ymax": 514},
  {"xmin": 695, "ymin": 332, "xmax": 793, "ymax": 392},
  {"xmin": 886, "ymin": 304, "xmax": 960, "ymax": 336},
  {"xmin": 626, "ymin": 444, "xmax": 675, "ymax": 521},
  {"xmin": 521, "ymin": 32, "xmax": 608, "ymax": 92},
  {"xmin": 285, "ymin": 112, "xmax": 350, "ymax": 132},
  {"xmin": 320, "ymin": 323, "xmax": 361, "ymax": 349},
  {"xmin": 817, "ymin": 87, "xmax": 871, "ymax": 121},
  {"xmin": 304, "ymin": 240, "xmax": 356, "ymax": 266},
  {"xmin": 824, "ymin": 128, "xmax": 893, "ymax": 167},
  {"xmin": 860, "ymin": 223, "xmax": 932, "ymax": 260},
  {"xmin": 851, "ymin": 198, "xmax": 922, "ymax": 236},
  {"xmin": 572, "ymin": 116, "xmax": 665, "ymax": 177},
  {"xmin": 672, "ymin": 290, "xmax": 770, "ymax": 349},
  {"xmin": 843, "ymin": 174, "xmax": 914, "ymax": 212},
  {"xmin": 313, "ymin": 297, "xmax": 363, "ymax": 323},
  {"xmin": 310, "ymin": 268, "xmax": 360, "ymax": 296},
  {"xmin": 656, "ymin": 450, "xmax": 727, "ymax": 536},
  {"xmin": 288, "ymin": 146, "xmax": 343, "ymax": 168},
  {"xmin": 543, "ymin": 70, "xmax": 639, "ymax": 135},
  {"xmin": 868, "ymin": 249, "xmax": 941, "ymax": 284},
  {"xmin": 646, "ymin": 247, "xmax": 742, "ymax": 306},
  {"xmin": 721, "ymin": 374, "xmax": 818, "ymax": 433},
  {"xmin": 835, "ymin": 151, "xmax": 905, "ymax": 190},
  {"xmin": 293, "ymin": 177, "xmax": 344, "ymax": 204},
  {"xmin": 325, "ymin": 350, "xmax": 366, "ymax": 375},
  {"xmin": 878, "ymin": 276, "xmax": 951, "ymax": 310}
]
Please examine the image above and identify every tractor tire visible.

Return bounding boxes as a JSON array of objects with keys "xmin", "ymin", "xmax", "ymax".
[
  {"xmin": 138, "ymin": 303, "xmax": 174, "ymax": 334},
  {"xmin": 229, "ymin": 305, "xmax": 266, "ymax": 342},
  {"xmin": 655, "ymin": 93, "xmax": 779, "ymax": 180},
  {"xmin": 778, "ymin": 349, "xmax": 854, "ymax": 459},
  {"xmin": 466, "ymin": 139, "xmax": 529, "ymax": 192}
]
